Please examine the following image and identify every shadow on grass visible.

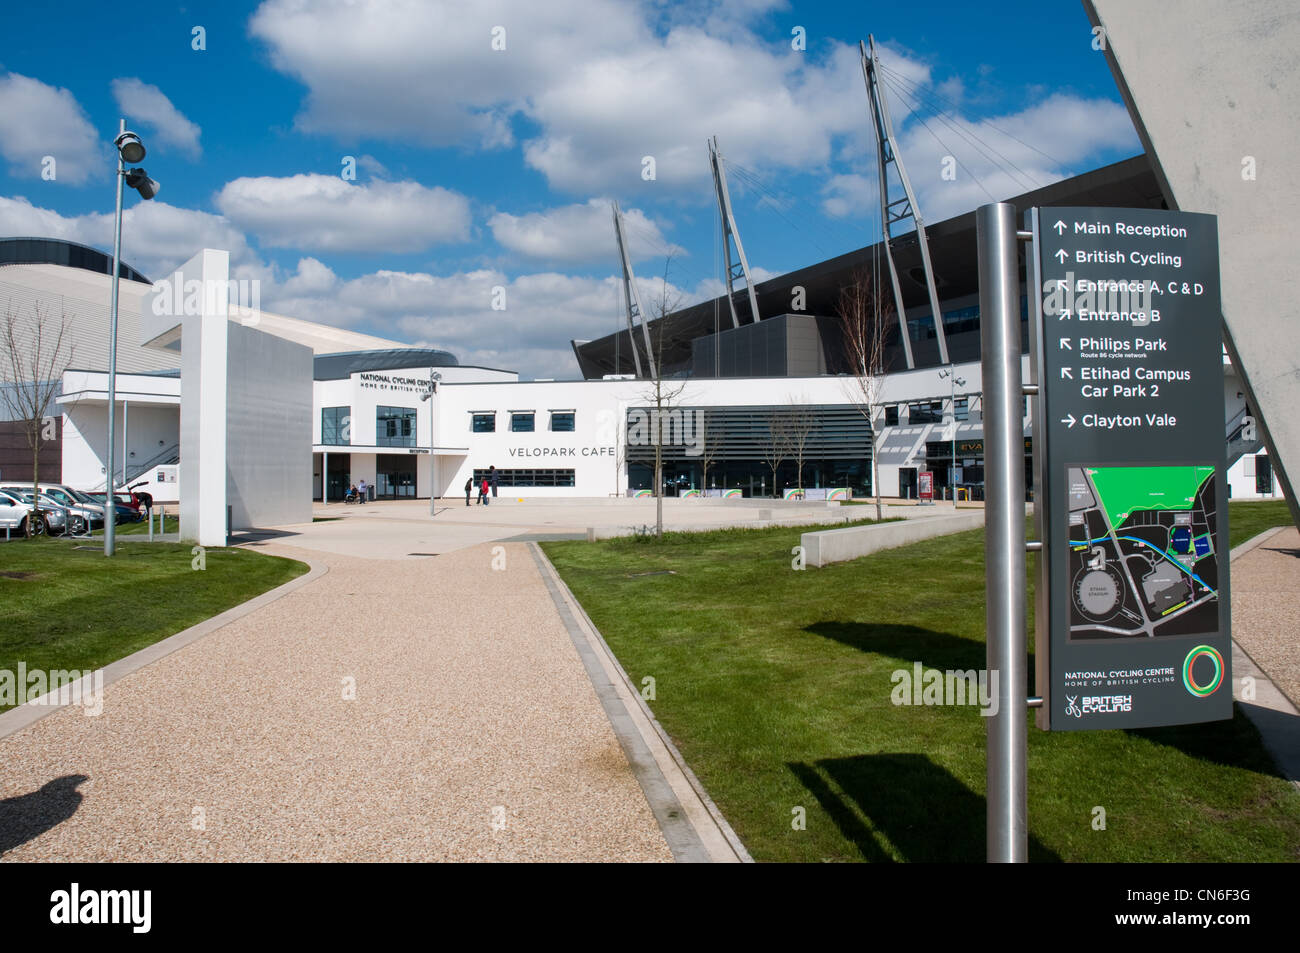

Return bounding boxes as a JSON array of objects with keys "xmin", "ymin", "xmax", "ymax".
[
  {"xmin": 1126, "ymin": 706, "xmax": 1295, "ymax": 780},
  {"xmin": 0, "ymin": 774, "xmax": 88, "ymax": 856},
  {"xmin": 805, "ymin": 621, "xmax": 986, "ymax": 673},
  {"xmin": 789, "ymin": 755, "xmax": 1061, "ymax": 862}
]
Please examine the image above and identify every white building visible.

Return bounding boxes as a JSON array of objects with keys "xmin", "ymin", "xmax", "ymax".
[{"xmin": 1, "ymin": 223, "xmax": 1281, "ymax": 518}]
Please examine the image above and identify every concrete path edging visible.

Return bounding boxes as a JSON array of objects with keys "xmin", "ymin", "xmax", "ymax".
[
  {"xmin": 0, "ymin": 554, "xmax": 326, "ymax": 742},
  {"xmin": 528, "ymin": 543, "xmax": 752, "ymax": 863},
  {"xmin": 1228, "ymin": 524, "xmax": 1300, "ymax": 792}
]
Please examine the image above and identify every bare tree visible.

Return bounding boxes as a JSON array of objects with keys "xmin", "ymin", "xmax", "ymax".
[
  {"xmin": 697, "ymin": 409, "xmax": 721, "ymax": 494},
  {"xmin": 761, "ymin": 410, "xmax": 788, "ymax": 499},
  {"xmin": 837, "ymin": 270, "xmax": 892, "ymax": 521},
  {"xmin": 784, "ymin": 396, "xmax": 816, "ymax": 498},
  {"xmin": 1, "ymin": 301, "xmax": 75, "ymax": 536},
  {"xmin": 638, "ymin": 256, "xmax": 689, "ymax": 538}
]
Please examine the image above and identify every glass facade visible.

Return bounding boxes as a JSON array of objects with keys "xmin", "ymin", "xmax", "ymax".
[
  {"xmin": 474, "ymin": 468, "xmax": 574, "ymax": 487},
  {"xmin": 472, "ymin": 413, "xmax": 496, "ymax": 433},
  {"xmin": 376, "ymin": 406, "xmax": 416, "ymax": 447},
  {"xmin": 321, "ymin": 406, "xmax": 350, "ymax": 445},
  {"xmin": 624, "ymin": 404, "xmax": 872, "ymax": 497},
  {"xmin": 510, "ymin": 412, "xmax": 535, "ymax": 432},
  {"xmin": 550, "ymin": 411, "xmax": 575, "ymax": 432}
]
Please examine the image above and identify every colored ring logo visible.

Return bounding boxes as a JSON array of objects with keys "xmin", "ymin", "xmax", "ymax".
[{"xmin": 1182, "ymin": 645, "xmax": 1224, "ymax": 697}]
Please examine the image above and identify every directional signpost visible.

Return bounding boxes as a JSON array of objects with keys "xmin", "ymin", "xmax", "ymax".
[{"xmin": 1030, "ymin": 206, "xmax": 1231, "ymax": 731}]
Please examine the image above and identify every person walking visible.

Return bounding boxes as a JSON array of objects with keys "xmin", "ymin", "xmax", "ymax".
[
  {"xmin": 357, "ymin": 478, "xmax": 368, "ymax": 504},
  {"xmin": 464, "ymin": 476, "xmax": 473, "ymax": 506},
  {"xmin": 479, "ymin": 475, "xmax": 490, "ymax": 506},
  {"xmin": 489, "ymin": 465, "xmax": 499, "ymax": 499}
]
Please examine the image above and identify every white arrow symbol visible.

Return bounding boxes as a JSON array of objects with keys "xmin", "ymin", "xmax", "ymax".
[
  {"xmin": 1054, "ymin": 249, "xmax": 1068, "ymax": 263},
  {"xmin": 1060, "ymin": 338, "xmax": 1071, "ymax": 350},
  {"xmin": 1054, "ymin": 220, "xmax": 1067, "ymax": 234},
  {"xmin": 1060, "ymin": 367, "xmax": 1073, "ymax": 380},
  {"xmin": 1061, "ymin": 414, "xmax": 1077, "ymax": 428},
  {"xmin": 1059, "ymin": 309, "xmax": 1072, "ymax": 320}
]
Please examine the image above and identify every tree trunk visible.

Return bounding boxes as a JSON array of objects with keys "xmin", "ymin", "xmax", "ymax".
[
  {"xmin": 29, "ymin": 429, "xmax": 40, "ymax": 538},
  {"xmin": 654, "ymin": 420, "xmax": 663, "ymax": 538},
  {"xmin": 872, "ymin": 438, "xmax": 883, "ymax": 522}
]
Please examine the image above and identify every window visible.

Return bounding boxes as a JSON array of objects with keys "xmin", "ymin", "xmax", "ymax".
[
  {"xmin": 550, "ymin": 411, "xmax": 575, "ymax": 432},
  {"xmin": 474, "ymin": 468, "xmax": 575, "ymax": 488},
  {"xmin": 907, "ymin": 401, "xmax": 944, "ymax": 424},
  {"xmin": 472, "ymin": 413, "xmax": 496, "ymax": 433},
  {"xmin": 954, "ymin": 397, "xmax": 969, "ymax": 422},
  {"xmin": 885, "ymin": 405, "xmax": 899, "ymax": 427},
  {"xmin": 376, "ymin": 406, "xmax": 416, "ymax": 447},
  {"xmin": 321, "ymin": 406, "xmax": 350, "ymax": 445},
  {"xmin": 510, "ymin": 412, "xmax": 535, "ymax": 433}
]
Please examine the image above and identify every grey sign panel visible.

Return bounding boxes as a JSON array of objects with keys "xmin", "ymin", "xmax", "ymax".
[{"xmin": 1032, "ymin": 206, "xmax": 1231, "ymax": 731}]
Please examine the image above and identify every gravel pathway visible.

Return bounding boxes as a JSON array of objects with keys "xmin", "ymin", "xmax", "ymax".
[
  {"xmin": 1232, "ymin": 526, "xmax": 1300, "ymax": 710},
  {"xmin": 0, "ymin": 542, "xmax": 672, "ymax": 862}
]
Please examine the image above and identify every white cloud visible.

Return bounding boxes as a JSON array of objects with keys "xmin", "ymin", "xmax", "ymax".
[
  {"xmin": 820, "ymin": 94, "xmax": 1138, "ymax": 222},
  {"xmin": 0, "ymin": 73, "xmax": 101, "ymax": 185},
  {"xmin": 214, "ymin": 174, "xmax": 472, "ymax": 253},
  {"xmin": 0, "ymin": 194, "xmax": 260, "ymax": 281},
  {"xmin": 110, "ymin": 79, "xmax": 203, "ymax": 160},
  {"xmin": 488, "ymin": 198, "xmax": 680, "ymax": 264},
  {"xmin": 248, "ymin": 0, "xmax": 647, "ymax": 149},
  {"xmin": 248, "ymin": 0, "xmax": 885, "ymax": 192}
]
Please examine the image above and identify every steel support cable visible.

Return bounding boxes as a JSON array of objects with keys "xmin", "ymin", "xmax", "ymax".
[
  {"xmin": 877, "ymin": 72, "xmax": 1000, "ymax": 203},
  {"xmin": 877, "ymin": 61, "xmax": 1054, "ymax": 187},
  {"xmin": 879, "ymin": 70, "xmax": 1035, "ymax": 195},
  {"xmin": 724, "ymin": 161, "xmax": 845, "ymax": 258}
]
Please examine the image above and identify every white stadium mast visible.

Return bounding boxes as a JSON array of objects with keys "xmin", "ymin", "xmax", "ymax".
[
  {"xmin": 861, "ymin": 35, "xmax": 949, "ymax": 369},
  {"xmin": 611, "ymin": 199, "xmax": 655, "ymax": 378},
  {"xmin": 708, "ymin": 136, "xmax": 761, "ymax": 328}
]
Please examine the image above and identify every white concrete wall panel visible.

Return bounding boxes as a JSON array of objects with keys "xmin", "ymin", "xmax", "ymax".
[{"xmin": 1085, "ymin": 0, "xmax": 1300, "ymax": 521}]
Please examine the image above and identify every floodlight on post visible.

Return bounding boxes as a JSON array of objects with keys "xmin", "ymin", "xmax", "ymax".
[
  {"xmin": 104, "ymin": 119, "xmax": 160, "ymax": 557},
  {"xmin": 939, "ymin": 367, "xmax": 967, "ymax": 501},
  {"xmin": 421, "ymin": 368, "xmax": 441, "ymax": 517}
]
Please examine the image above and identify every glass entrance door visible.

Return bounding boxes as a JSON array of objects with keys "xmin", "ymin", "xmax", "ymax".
[{"xmin": 376, "ymin": 454, "xmax": 416, "ymax": 499}]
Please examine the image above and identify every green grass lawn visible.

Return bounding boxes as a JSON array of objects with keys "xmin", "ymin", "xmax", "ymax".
[
  {"xmin": 88, "ymin": 515, "xmax": 180, "ymax": 536},
  {"xmin": 0, "ymin": 536, "xmax": 308, "ymax": 712},
  {"xmin": 541, "ymin": 500, "xmax": 1299, "ymax": 862},
  {"xmin": 1227, "ymin": 498, "xmax": 1293, "ymax": 548}
]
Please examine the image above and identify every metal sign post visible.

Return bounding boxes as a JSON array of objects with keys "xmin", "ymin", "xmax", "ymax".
[
  {"xmin": 977, "ymin": 203, "xmax": 1028, "ymax": 863},
  {"xmin": 1032, "ymin": 206, "xmax": 1231, "ymax": 731}
]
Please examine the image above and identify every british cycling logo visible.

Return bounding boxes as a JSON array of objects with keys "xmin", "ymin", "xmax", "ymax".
[{"xmin": 1065, "ymin": 694, "xmax": 1133, "ymax": 717}]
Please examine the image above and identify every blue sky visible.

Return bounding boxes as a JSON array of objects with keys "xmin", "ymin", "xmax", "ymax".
[{"xmin": 0, "ymin": 0, "xmax": 1141, "ymax": 377}]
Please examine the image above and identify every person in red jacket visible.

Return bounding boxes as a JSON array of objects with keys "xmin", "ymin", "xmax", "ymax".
[{"xmin": 478, "ymin": 476, "xmax": 489, "ymax": 506}]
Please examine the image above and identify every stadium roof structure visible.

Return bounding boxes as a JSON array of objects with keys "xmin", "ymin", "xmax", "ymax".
[{"xmin": 572, "ymin": 154, "xmax": 1166, "ymax": 379}]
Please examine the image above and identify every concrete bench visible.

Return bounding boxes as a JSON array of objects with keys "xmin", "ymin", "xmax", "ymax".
[{"xmin": 801, "ymin": 512, "xmax": 987, "ymax": 568}]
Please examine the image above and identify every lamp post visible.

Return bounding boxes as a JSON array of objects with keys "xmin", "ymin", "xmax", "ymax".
[
  {"xmin": 939, "ymin": 367, "xmax": 966, "ymax": 503},
  {"xmin": 421, "ymin": 368, "xmax": 441, "ymax": 517},
  {"xmin": 104, "ymin": 120, "xmax": 160, "ymax": 556}
]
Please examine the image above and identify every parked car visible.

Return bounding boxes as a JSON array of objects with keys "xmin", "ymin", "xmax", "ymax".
[
  {"xmin": 1, "ymin": 486, "xmax": 93, "ymax": 535},
  {"xmin": 82, "ymin": 491, "xmax": 143, "ymax": 523},
  {"xmin": 1, "ymin": 489, "xmax": 74, "ymax": 535},
  {"xmin": 28, "ymin": 484, "xmax": 104, "ymax": 531},
  {"xmin": 0, "ymin": 489, "xmax": 49, "ymax": 537}
]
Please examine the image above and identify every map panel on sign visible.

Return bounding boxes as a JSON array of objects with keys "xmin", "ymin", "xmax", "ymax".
[{"xmin": 1067, "ymin": 464, "xmax": 1218, "ymax": 641}]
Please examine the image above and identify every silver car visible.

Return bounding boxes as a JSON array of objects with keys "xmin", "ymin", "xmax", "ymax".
[
  {"xmin": 9, "ymin": 484, "xmax": 98, "ymax": 533},
  {"xmin": 0, "ymin": 489, "xmax": 48, "ymax": 537},
  {"xmin": 34, "ymin": 483, "xmax": 107, "ymax": 529},
  {"xmin": 1, "ymin": 488, "xmax": 72, "ymax": 535}
]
